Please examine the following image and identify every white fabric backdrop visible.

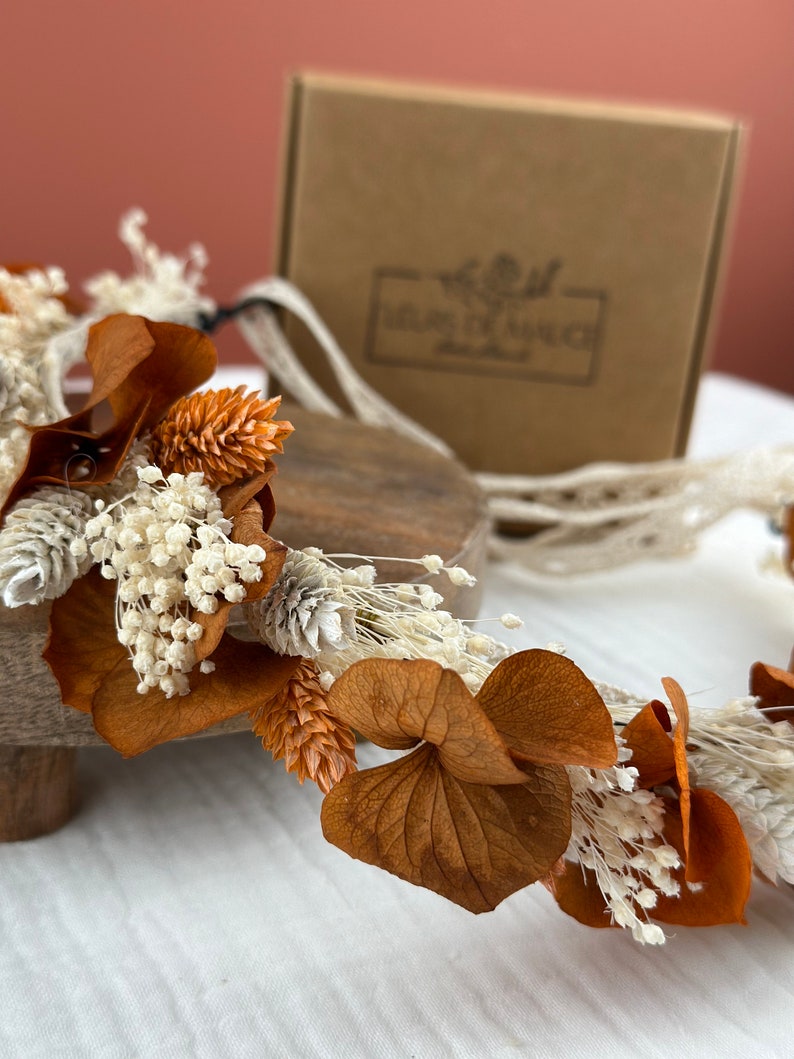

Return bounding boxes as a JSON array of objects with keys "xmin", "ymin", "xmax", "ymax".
[{"xmin": 1, "ymin": 373, "xmax": 793, "ymax": 1058}]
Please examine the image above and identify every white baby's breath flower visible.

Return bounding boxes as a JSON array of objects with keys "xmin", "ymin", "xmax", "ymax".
[
  {"xmin": 562, "ymin": 761, "xmax": 680, "ymax": 944},
  {"xmin": 87, "ymin": 465, "xmax": 266, "ymax": 696},
  {"xmin": 84, "ymin": 209, "xmax": 215, "ymax": 326}
]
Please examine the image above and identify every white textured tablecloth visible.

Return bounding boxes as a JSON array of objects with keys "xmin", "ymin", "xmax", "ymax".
[{"xmin": 2, "ymin": 374, "xmax": 794, "ymax": 1059}]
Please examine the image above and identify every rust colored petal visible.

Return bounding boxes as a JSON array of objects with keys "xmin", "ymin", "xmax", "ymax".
[
  {"xmin": 651, "ymin": 790, "xmax": 752, "ymax": 926},
  {"xmin": 92, "ymin": 639, "xmax": 302, "ymax": 757},
  {"xmin": 326, "ymin": 658, "xmax": 527, "ymax": 784},
  {"xmin": 321, "ymin": 743, "xmax": 571, "ymax": 913},
  {"xmin": 620, "ymin": 700, "xmax": 676, "ymax": 789},
  {"xmin": 662, "ymin": 676, "xmax": 692, "ymax": 861},
  {"xmin": 543, "ymin": 863, "xmax": 615, "ymax": 930},
  {"xmin": 217, "ymin": 466, "xmax": 277, "ymax": 523},
  {"xmin": 1, "ymin": 314, "xmax": 217, "ymax": 521},
  {"xmin": 86, "ymin": 314, "xmax": 217, "ymax": 429},
  {"xmin": 191, "ymin": 502, "xmax": 288, "ymax": 662},
  {"xmin": 476, "ymin": 649, "xmax": 617, "ymax": 769},
  {"xmin": 750, "ymin": 660, "xmax": 794, "ymax": 724},
  {"xmin": 43, "ymin": 567, "xmax": 126, "ymax": 713}
]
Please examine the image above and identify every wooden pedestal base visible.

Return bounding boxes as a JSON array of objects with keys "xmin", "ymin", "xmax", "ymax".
[{"xmin": 0, "ymin": 745, "xmax": 78, "ymax": 841}]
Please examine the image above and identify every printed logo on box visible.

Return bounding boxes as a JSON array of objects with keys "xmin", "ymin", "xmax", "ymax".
[{"xmin": 365, "ymin": 254, "xmax": 607, "ymax": 385}]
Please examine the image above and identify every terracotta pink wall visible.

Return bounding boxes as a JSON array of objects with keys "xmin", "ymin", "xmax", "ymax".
[{"xmin": 3, "ymin": 1, "xmax": 793, "ymax": 393}]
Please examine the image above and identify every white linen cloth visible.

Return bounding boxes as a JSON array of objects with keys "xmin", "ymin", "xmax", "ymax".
[{"xmin": 1, "ymin": 373, "xmax": 793, "ymax": 1059}]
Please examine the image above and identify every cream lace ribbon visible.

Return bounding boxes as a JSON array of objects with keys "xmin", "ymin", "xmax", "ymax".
[{"xmin": 236, "ymin": 279, "xmax": 794, "ymax": 575}]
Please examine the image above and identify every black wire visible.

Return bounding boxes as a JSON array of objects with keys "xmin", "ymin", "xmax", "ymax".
[{"xmin": 197, "ymin": 296, "xmax": 277, "ymax": 334}]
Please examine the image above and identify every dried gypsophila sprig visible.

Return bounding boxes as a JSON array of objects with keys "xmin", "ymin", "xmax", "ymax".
[
  {"xmin": 81, "ymin": 464, "xmax": 268, "ymax": 697},
  {"xmin": 246, "ymin": 547, "xmax": 521, "ymax": 690},
  {"xmin": 0, "ymin": 267, "xmax": 84, "ymax": 504},
  {"xmin": 251, "ymin": 656, "xmax": 357, "ymax": 794},
  {"xmin": 563, "ymin": 752, "xmax": 682, "ymax": 945},
  {"xmin": 84, "ymin": 208, "xmax": 215, "ymax": 326},
  {"xmin": 150, "ymin": 386, "xmax": 293, "ymax": 487},
  {"xmin": 608, "ymin": 696, "xmax": 794, "ymax": 886}
]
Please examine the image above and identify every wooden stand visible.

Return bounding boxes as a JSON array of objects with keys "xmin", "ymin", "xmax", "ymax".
[
  {"xmin": 0, "ymin": 404, "xmax": 489, "ymax": 839},
  {"xmin": 0, "ymin": 746, "xmax": 78, "ymax": 841}
]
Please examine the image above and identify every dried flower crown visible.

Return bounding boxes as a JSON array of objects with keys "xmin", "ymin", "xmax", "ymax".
[{"xmin": 1, "ymin": 211, "xmax": 793, "ymax": 946}]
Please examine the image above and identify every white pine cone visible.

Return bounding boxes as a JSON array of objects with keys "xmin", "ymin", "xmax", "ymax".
[
  {"xmin": 247, "ymin": 549, "xmax": 356, "ymax": 657},
  {"xmin": 0, "ymin": 487, "xmax": 93, "ymax": 607}
]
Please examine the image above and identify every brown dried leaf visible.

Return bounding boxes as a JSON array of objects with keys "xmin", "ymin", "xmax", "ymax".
[
  {"xmin": 43, "ymin": 567, "xmax": 126, "ymax": 713},
  {"xmin": 652, "ymin": 790, "xmax": 752, "ymax": 926},
  {"xmin": 750, "ymin": 660, "xmax": 794, "ymax": 724},
  {"xmin": 1, "ymin": 314, "xmax": 217, "ymax": 520},
  {"xmin": 476, "ymin": 649, "xmax": 617, "ymax": 769},
  {"xmin": 217, "ymin": 464, "xmax": 277, "ymax": 523},
  {"xmin": 191, "ymin": 502, "xmax": 288, "ymax": 662},
  {"xmin": 620, "ymin": 700, "xmax": 675, "ymax": 789},
  {"xmin": 327, "ymin": 658, "xmax": 527, "ymax": 784},
  {"xmin": 543, "ymin": 863, "xmax": 614, "ymax": 930},
  {"xmin": 92, "ymin": 638, "xmax": 302, "ymax": 757},
  {"xmin": 321, "ymin": 743, "xmax": 571, "ymax": 912},
  {"xmin": 662, "ymin": 676, "xmax": 692, "ymax": 867},
  {"xmin": 86, "ymin": 315, "xmax": 217, "ymax": 428}
]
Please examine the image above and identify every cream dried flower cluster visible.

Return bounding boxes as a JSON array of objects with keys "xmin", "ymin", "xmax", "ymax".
[
  {"xmin": 84, "ymin": 207, "xmax": 215, "ymax": 325},
  {"xmin": 565, "ymin": 757, "xmax": 681, "ymax": 945},
  {"xmin": 82, "ymin": 465, "xmax": 266, "ymax": 696},
  {"xmin": 0, "ymin": 266, "xmax": 78, "ymax": 501}
]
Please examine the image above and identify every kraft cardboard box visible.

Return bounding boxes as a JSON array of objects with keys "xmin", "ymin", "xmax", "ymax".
[{"xmin": 276, "ymin": 73, "xmax": 741, "ymax": 475}]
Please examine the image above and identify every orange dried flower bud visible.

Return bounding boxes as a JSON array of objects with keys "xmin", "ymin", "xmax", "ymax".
[
  {"xmin": 251, "ymin": 658, "xmax": 357, "ymax": 794},
  {"xmin": 150, "ymin": 385, "xmax": 293, "ymax": 487}
]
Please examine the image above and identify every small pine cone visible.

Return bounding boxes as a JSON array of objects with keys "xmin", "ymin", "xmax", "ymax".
[
  {"xmin": 251, "ymin": 658, "xmax": 357, "ymax": 794},
  {"xmin": 0, "ymin": 486, "xmax": 93, "ymax": 606},
  {"xmin": 150, "ymin": 385, "xmax": 293, "ymax": 487}
]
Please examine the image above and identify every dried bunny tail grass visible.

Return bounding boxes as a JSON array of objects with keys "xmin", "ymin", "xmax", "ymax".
[
  {"xmin": 251, "ymin": 657, "xmax": 357, "ymax": 794},
  {"xmin": 150, "ymin": 385, "xmax": 293, "ymax": 487}
]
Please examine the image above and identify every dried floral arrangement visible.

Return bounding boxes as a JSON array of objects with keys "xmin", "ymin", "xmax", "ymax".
[{"xmin": 1, "ymin": 211, "xmax": 793, "ymax": 947}]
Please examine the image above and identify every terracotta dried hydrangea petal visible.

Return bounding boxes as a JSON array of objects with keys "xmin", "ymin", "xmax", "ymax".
[
  {"xmin": 476, "ymin": 649, "xmax": 617, "ymax": 769},
  {"xmin": 322, "ymin": 743, "xmax": 571, "ymax": 912},
  {"xmin": 43, "ymin": 567, "xmax": 126, "ymax": 714},
  {"xmin": 620, "ymin": 700, "xmax": 676, "ymax": 789},
  {"xmin": 651, "ymin": 790, "xmax": 752, "ymax": 926},
  {"xmin": 92, "ymin": 638, "xmax": 302, "ymax": 757},
  {"xmin": 749, "ymin": 660, "xmax": 794, "ymax": 724},
  {"xmin": 2, "ymin": 314, "xmax": 217, "ymax": 520},
  {"xmin": 192, "ymin": 495, "xmax": 288, "ymax": 662},
  {"xmin": 326, "ymin": 657, "xmax": 527, "ymax": 784},
  {"xmin": 43, "ymin": 521, "xmax": 299, "ymax": 756},
  {"xmin": 543, "ymin": 863, "xmax": 614, "ymax": 930}
]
